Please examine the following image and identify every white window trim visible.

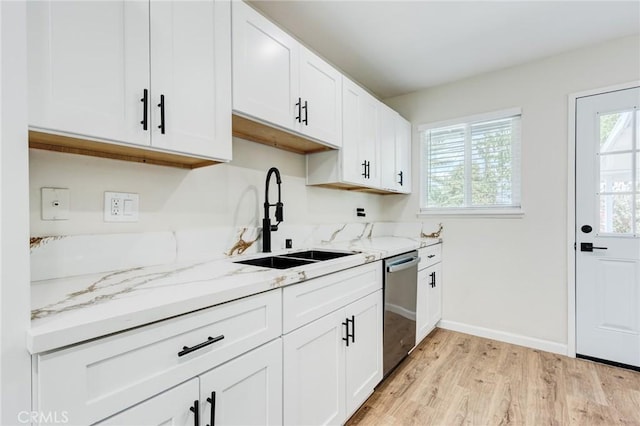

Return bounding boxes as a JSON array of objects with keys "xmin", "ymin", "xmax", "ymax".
[{"xmin": 418, "ymin": 107, "xmax": 523, "ymax": 217}]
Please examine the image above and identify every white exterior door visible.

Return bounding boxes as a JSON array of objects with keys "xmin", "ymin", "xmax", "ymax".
[
  {"xmin": 344, "ymin": 291, "xmax": 383, "ymax": 418},
  {"xmin": 298, "ymin": 47, "xmax": 342, "ymax": 148},
  {"xmin": 199, "ymin": 339, "xmax": 282, "ymax": 426},
  {"xmin": 27, "ymin": 0, "xmax": 150, "ymax": 146},
  {"xmin": 283, "ymin": 309, "xmax": 346, "ymax": 426},
  {"xmin": 96, "ymin": 378, "xmax": 198, "ymax": 426},
  {"xmin": 232, "ymin": 1, "xmax": 298, "ymax": 130},
  {"xmin": 576, "ymin": 86, "xmax": 640, "ymax": 367},
  {"xmin": 149, "ymin": 0, "xmax": 231, "ymax": 159}
]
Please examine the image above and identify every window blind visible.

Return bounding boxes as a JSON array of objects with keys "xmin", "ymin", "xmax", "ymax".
[{"xmin": 421, "ymin": 112, "xmax": 521, "ymax": 211}]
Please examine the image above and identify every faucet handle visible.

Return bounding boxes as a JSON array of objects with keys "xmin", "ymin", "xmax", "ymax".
[{"xmin": 275, "ymin": 202, "xmax": 284, "ymax": 222}]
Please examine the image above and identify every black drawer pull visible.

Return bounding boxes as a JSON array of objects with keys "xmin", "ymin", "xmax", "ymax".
[
  {"xmin": 427, "ymin": 254, "xmax": 436, "ymax": 259},
  {"xmin": 206, "ymin": 391, "xmax": 216, "ymax": 426},
  {"xmin": 190, "ymin": 400, "xmax": 200, "ymax": 426},
  {"xmin": 178, "ymin": 335, "xmax": 224, "ymax": 357}
]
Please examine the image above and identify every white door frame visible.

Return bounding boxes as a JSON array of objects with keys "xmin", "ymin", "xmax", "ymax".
[{"xmin": 566, "ymin": 80, "xmax": 640, "ymax": 357}]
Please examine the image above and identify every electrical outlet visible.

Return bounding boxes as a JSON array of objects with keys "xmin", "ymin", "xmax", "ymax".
[{"xmin": 104, "ymin": 192, "xmax": 139, "ymax": 222}]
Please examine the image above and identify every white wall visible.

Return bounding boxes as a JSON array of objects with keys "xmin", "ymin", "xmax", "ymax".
[
  {"xmin": 30, "ymin": 137, "xmax": 385, "ymax": 237},
  {"xmin": 1, "ymin": 1, "xmax": 32, "ymax": 423},
  {"xmin": 383, "ymin": 35, "xmax": 640, "ymax": 351}
]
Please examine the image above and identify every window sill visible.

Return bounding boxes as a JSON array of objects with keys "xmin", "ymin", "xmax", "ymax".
[{"xmin": 417, "ymin": 208, "xmax": 524, "ymax": 219}]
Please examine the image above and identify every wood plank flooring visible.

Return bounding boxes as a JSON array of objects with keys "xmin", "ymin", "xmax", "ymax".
[{"xmin": 347, "ymin": 328, "xmax": 640, "ymax": 425}]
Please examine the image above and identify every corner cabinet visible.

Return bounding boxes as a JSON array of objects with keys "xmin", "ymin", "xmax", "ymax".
[
  {"xmin": 232, "ymin": 1, "xmax": 342, "ymax": 150},
  {"xmin": 416, "ymin": 244, "xmax": 443, "ymax": 344},
  {"xmin": 27, "ymin": 0, "xmax": 232, "ymax": 166}
]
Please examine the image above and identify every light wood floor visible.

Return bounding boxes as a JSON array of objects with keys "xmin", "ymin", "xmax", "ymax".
[{"xmin": 347, "ymin": 328, "xmax": 640, "ymax": 425}]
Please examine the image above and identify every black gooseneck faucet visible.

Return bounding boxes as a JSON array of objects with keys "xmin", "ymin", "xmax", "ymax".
[{"xmin": 263, "ymin": 167, "xmax": 283, "ymax": 253}]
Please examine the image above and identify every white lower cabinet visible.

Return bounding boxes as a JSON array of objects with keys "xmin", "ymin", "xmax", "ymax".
[
  {"xmin": 97, "ymin": 379, "xmax": 198, "ymax": 426},
  {"xmin": 98, "ymin": 339, "xmax": 282, "ymax": 426},
  {"xmin": 416, "ymin": 244, "xmax": 443, "ymax": 345},
  {"xmin": 283, "ymin": 290, "xmax": 383, "ymax": 425},
  {"xmin": 199, "ymin": 339, "xmax": 282, "ymax": 426}
]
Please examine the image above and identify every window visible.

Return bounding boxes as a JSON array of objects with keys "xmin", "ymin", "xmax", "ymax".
[{"xmin": 418, "ymin": 108, "xmax": 522, "ymax": 215}]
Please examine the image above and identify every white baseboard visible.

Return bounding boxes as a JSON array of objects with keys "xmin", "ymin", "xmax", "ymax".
[{"xmin": 438, "ymin": 320, "xmax": 568, "ymax": 356}]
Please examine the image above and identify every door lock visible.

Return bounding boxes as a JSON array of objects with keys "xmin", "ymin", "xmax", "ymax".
[{"xmin": 580, "ymin": 242, "xmax": 608, "ymax": 252}]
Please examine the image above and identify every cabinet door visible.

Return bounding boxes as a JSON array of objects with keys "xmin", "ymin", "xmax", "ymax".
[
  {"xmin": 298, "ymin": 47, "xmax": 342, "ymax": 148},
  {"xmin": 427, "ymin": 263, "xmax": 443, "ymax": 331},
  {"xmin": 199, "ymin": 339, "xmax": 282, "ymax": 426},
  {"xmin": 345, "ymin": 290, "xmax": 383, "ymax": 418},
  {"xmin": 342, "ymin": 78, "xmax": 379, "ymax": 187},
  {"xmin": 379, "ymin": 103, "xmax": 399, "ymax": 191},
  {"xmin": 96, "ymin": 378, "xmax": 198, "ymax": 426},
  {"xmin": 232, "ymin": 1, "xmax": 298, "ymax": 130},
  {"xmin": 150, "ymin": 0, "xmax": 231, "ymax": 160},
  {"xmin": 283, "ymin": 309, "xmax": 346, "ymax": 426},
  {"xmin": 416, "ymin": 263, "xmax": 442, "ymax": 345},
  {"xmin": 28, "ymin": 0, "xmax": 150, "ymax": 146},
  {"xmin": 395, "ymin": 114, "xmax": 412, "ymax": 194}
]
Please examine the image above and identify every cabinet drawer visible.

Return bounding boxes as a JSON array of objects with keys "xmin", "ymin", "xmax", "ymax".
[
  {"xmin": 418, "ymin": 244, "xmax": 441, "ymax": 270},
  {"xmin": 283, "ymin": 262, "xmax": 381, "ymax": 334},
  {"xmin": 34, "ymin": 290, "xmax": 282, "ymax": 425}
]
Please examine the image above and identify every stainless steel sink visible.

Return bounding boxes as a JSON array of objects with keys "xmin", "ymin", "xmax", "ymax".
[
  {"xmin": 282, "ymin": 250, "xmax": 355, "ymax": 261},
  {"xmin": 234, "ymin": 256, "xmax": 315, "ymax": 269},
  {"xmin": 233, "ymin": 249, "xmax": 358, "ymax": 269}
]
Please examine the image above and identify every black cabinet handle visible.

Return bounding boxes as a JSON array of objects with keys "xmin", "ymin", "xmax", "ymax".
[
  {"xmin": 190, "ymin": 400, "xmax": 200, "ymax": 426},
  {"xmin": 367, "ymin": 161, "xmax": 371, "ymax": 179},
  {"xmin": 361, "ymin": 161, "xmax": 367, "ymax": 178},
  {"xmin": 206, "ymin": 391, "xmax": 216, "ymax": 426},
  {"xmin": 427, "ymin": 254, "xmax": 435, "ymax": 259},
  {"xmin": 302, "ymin": 100, "xmax": 308, "ymax": 125},
  {"xmin": 398, "ymin": 171, "xmax": 403, "ymax": 186},
  {"xmin": 342, "ymin": 319, "xmax": 350, "ymax": 347},
  {"xmin": 429, "ymin": 271, "xmax": 436, "ymax": 288},
  {"xmin": 178, "ymin": 335, "xmax": 224, "ymax": 357},
  {"xmin": 295, "ymin": 97, "xmax": 301, "ymax": 123},
  {"xmin": 140, "ymin": 89, "xmax": 148, "ymax": 131},
  {"xmin": 350, "ymin": 315, "xmax": 355, "ymax": 343},
  {"xmin": 157, "ymin": 94, "xmax": 165, "ymax": 134}
]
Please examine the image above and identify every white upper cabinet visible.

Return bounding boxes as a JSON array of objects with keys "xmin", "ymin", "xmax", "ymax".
[
  {"xmin": 232, "ymin": 1, "xmax": 342, "ymax": 148},
  {"xmin": 28, "ymin": 1, "xmax": 150, "ymax": 146},
  {"xmin": 342, "ymin": 77, "xmax": 379, "ymax": 186},
  {"xmin": 380, "ymin": 103, "xmax": 412, "ymax": 193},
  {"xmin": 232, "ymin": 0, "xmax": 298, "ymax": 130},
  {"xmin": 28, "ymin": 0, "xmax": 232, "ymax": 163},
  {"xmin": 150, "ymin": 0, "xmax": 232, "ymax": 159},
  {"xmin": 297, "ymin": 47, "xmax": 343, "ymax": 147}
]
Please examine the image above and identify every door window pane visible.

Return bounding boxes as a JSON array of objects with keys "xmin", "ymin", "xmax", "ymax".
[
  {"xmin": 599, "ymin": 153, "xmax": 633, "ymax": 193},
  {"xmin": 600, "ymin": 111, "xmax": 633, "ymax": 152},
  {"xmin": 599, "ymin": 194, "xmax": 633, "ymax": 234}
]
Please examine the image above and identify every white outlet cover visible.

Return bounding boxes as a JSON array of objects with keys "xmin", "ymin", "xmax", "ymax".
[
  {"xmin": 104, "ymin": 191, "xmax": 139, "ymax": 222},
  {"xmin": 42, "ymin": 187, "xmax": 70, "ymax": 220}
]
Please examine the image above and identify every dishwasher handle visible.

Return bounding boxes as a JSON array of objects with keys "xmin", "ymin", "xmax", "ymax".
[{"xmin": 386, "ymin": 256, "xmax": 420, "ymax": 273}]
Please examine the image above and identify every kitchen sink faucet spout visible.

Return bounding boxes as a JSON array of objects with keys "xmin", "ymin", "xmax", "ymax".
[{"xmin": 263, "ymin": 167, "xmax": 283, "ymax": 253}]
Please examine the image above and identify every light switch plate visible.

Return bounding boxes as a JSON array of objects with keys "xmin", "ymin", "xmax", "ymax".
[
  {"xmin": 41, "ymin": 187, "xmax": 70, "ymax": 220},
  {"xmin": 104, "ymin": 191, "xmax": 139, "ymax": 222}
]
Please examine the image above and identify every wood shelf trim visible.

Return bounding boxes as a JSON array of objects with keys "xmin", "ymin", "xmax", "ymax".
[
  {"xmin": 28, "ymin": 131, "xmax": 221, "ymax": 169},
  {"xmin": 232, "ymin": 114, "xmax": 334, "ymax": 155},
  {"xmin": 309, "ymin": 182, "xmax": 398, "ymax": 195}
]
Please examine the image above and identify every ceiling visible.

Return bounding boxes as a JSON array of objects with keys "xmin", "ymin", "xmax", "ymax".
[{"xmin": 250, "ymin": 1, "xmax": 640, "ymax": 99}]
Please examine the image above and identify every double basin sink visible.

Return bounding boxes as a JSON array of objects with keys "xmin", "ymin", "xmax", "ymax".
[{"xmin": 234, "ymin": 249, "xmax": 357, "ymax": 270}]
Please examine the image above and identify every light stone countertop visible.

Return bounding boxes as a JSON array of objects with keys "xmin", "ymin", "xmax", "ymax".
[{"xmin": 29, "ymin": 236, "xmax": 440, "ymax": 354}]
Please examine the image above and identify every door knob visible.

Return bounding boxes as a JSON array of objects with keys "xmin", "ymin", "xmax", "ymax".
[
  {"xmin": 581, "ymin": 225, "xmax": 593, "ymax": 233},
  {"xmin": 580, "ymin": 242, "xmax": 607, "ymax": 252}
]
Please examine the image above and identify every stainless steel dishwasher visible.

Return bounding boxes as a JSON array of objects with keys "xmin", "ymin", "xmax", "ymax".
[{"xmin": 383, "ymin": 250, "xmax": 419, "ymax": 377}]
